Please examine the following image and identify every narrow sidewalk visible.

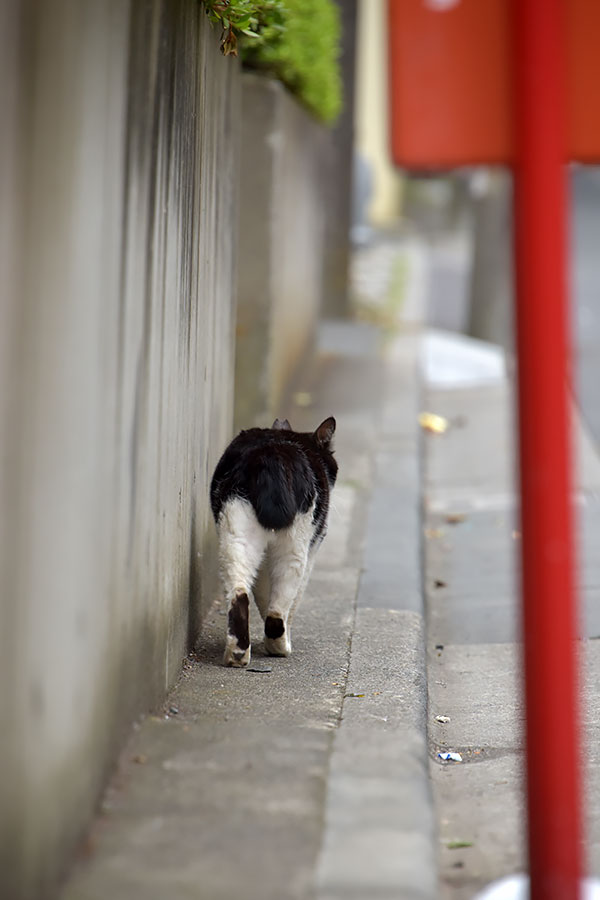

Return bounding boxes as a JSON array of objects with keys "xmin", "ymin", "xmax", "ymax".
[{"xmin": 59, "ymin": 307, "xmax": 436, "ymax": 900}]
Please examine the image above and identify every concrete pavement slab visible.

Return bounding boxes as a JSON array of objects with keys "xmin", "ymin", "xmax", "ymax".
[
  {"xmin": 316, "ymin": 608, "xmax": 434, "ymax": 900},
  {"xmin": 316, "ymin": 332, "xmax": 435, "ymax": 900}
]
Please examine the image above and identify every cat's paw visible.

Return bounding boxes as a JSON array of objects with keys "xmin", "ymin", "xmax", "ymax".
[
  {"xmin": 223, "ymin": 640, "xmax": 251, "ymax": 667},
  {"xmin": 264, "ymin": 616, "xmax": 291, "ymax": 657},
  {"xmin": 264, "ymin": 635, "xmax": 291, "ymax": 657}
]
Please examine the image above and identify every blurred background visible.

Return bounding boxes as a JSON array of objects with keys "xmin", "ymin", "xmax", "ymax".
[{"xmin": 2, "ymin": 0, "xmax": 600, "ymax": 897}]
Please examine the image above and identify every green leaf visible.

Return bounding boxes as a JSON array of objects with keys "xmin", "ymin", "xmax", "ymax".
[{"xmin": 201, "ymin": 0, "xmax": 342, "ymax": 123}]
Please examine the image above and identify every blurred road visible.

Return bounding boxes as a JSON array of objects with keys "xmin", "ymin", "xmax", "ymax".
[
  {"xmin": 423, "ymin": 167, "xmax": 600, "ymax": 451},
  {"xmin": 417, "ymin": 169, "xmax": 600, "ymax": 896}
]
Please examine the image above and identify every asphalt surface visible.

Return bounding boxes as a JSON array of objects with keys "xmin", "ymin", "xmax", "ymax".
[
  {"xmin": 420, "ymin": 330, "xmax": 600, "ymax": 898},
  {"xmin": 424, "ymin": 167, "xmax": 600, "ymax": 451}
]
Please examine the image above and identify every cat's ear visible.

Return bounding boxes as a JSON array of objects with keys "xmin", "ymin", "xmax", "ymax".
[
  {"xmin": 272, "ymin": 418, "xmax": 292, "ymax": 431},
  {"xmin": 314, "ymin": 416, "xmax": 336, "ymax": 448}
]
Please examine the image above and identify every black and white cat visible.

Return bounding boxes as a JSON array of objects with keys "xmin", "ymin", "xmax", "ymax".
[{"xmin": 210, "ymin": 417, "xmax": 337, "ymax": 666}]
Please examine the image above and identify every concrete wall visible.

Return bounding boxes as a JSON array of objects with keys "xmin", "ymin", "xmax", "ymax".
[
  {"xmin": 0, "ymin": 1, "xmax": 238, "ymax": 897},
  {"xmin": 234, "ymin": 74, "xmax": 331, "ymax": 430}
]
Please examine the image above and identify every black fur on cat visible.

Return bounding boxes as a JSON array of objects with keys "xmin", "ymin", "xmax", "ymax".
[{"xmin": 210, "ymin": 417, "xmax": 337, "ymax": 543}]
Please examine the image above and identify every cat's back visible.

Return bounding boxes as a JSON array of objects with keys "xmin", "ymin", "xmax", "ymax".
[{"xmin": 210, "ymin": 427, "xmax": 317, "ymax": 530}]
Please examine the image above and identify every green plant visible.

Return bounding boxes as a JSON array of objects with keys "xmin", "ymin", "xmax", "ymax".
[
  {"xmin": 202, "ymin": 0, "xmax": 342, "ymax": 125},
  {"xmin": 203, "ymin": 1, "xmax": 286, "ymax": 57}
]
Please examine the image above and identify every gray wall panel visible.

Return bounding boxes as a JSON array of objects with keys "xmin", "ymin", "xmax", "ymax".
[{"xmin": 0, "ymin": 2, "xmax": 239, "ymax": 896}]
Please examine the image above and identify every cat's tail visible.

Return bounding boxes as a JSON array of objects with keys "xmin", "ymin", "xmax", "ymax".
[{"xmin": 246, "ymin": 451, "xmax": 315, "ymax": 531}]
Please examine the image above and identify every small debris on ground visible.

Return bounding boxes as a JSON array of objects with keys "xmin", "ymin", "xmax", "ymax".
[
  {"xmin": 246, "ymin": 666, "xmax": 272, "ymax": 673},
  {"xmin": 435, "ymin": 715, "xmax": 451, "ymax": 724},
  {"xmin": 132, "ymin": 754, "xmax": 147, "ymax": 765},
  {"xmin": 345, "ymin": 692, "xmax": 365, "ymax": 698},
  {"xmin": 446, "ymin": 513, "xmax": 467, "ymax": 525},
  {"xmin": 424, "ymin": 527, "xmax": 444, "ymax": 539},
  {"xmin": 447, "ymin": 840, "xmax": 473, "ymax": 850},
  {"xmin": 438, "ymin": 751, "xmax": 462, "ymax": 763},
  {"xmin": 419, "ymin": 411, "xmax": 449, "ymax": 434},
  {"xmin": 434, "ymin": 579, "xmax": 447, "ymax": 589},
  {"xmin": 168, "ymin": 706, "xmax": 179, "ymax": 715}
]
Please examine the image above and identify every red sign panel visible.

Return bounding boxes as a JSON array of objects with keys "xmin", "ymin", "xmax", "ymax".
[{"xmin": 388, "ymin": 0, "xmax": 600, "ymax": 168}]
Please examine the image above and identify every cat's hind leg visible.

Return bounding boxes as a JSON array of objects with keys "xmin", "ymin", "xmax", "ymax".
[
  {"xmin": 217, "ymin": 498, "xmax": 267, "ymax": 667},
  {"xmin": 252, "ymin": 558, "xmax": 271, "ymax": 621},
  {"xmin": 263, "ymin": 512, "xmax": 314, "ymax": 657},
  {"xmin": 286, "ymin": 541, "xmax": 319, "ymax": 629}
]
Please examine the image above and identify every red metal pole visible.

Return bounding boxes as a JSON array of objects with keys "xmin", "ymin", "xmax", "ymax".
[{"xmin": 512, "ymin": 1, "xmax": 583, "ymax": 897}]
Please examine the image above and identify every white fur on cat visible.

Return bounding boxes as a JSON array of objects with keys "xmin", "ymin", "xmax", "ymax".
[{"xmin": 217, "ymin": 496, "xmax": 319, "ymax": 666}]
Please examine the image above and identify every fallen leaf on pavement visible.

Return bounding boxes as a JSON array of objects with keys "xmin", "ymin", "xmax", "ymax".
[
  {"xmin": 419, "ymin": 412, "xmax": 449, "ymax": 434},
  {"xmin": 446, "ymin": 513, "xmax": 467, "ymax": 525}
]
